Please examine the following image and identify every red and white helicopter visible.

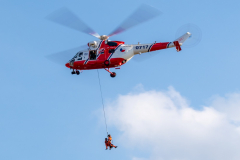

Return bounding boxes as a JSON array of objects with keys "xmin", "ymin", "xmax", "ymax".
[{"xmin": 47, "ymin": 5, "xmax": 196, "ymax": 78}]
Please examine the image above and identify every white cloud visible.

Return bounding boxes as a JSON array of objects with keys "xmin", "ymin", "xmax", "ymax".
[
  {"xmin": 210, "ymin": 93, "xmax": 240, "ymax": 123},
  {"xmin": 104, "ymin": 86, "xmax": 240, "ymax": 160}
]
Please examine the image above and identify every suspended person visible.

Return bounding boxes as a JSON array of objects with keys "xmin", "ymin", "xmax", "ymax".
[
  {"xmin": 105, "ymin": 134, "xmax": 117, "ymax": 150},
  {"xmin": 105, "ymin": 138, "xmax": 109, "ymax": 150}
]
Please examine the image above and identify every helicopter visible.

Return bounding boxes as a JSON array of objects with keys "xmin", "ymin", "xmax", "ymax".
[{"xmin": 47, "ymin": 5, "xmax": 194, "ymax": 78}]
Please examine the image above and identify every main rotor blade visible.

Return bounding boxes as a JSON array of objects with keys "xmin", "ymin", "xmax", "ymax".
[
  {"xmin": 46, "ymin": 45, "xmax": 88, "ymax": 66},
  {"xmin": 46, "ymin": 8, "xmax": 100, "ymax": 38},
  {"xmin": 108, "ymin": 4, "xmax": 162, "ymax": 37}
]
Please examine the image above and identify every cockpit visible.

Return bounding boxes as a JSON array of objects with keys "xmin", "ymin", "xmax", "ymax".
[
  {"xmin": 69, "ymin": 52, "xmax": 83, "ymax": 66},
  {"xmin": 70, "ymin": 52, "xmax": 84, "ymax": 61}
]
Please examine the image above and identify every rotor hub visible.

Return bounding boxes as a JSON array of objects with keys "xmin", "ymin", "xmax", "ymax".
[{"xmin": 99, "ymin": 35, "xmax": 109, "ymax": 40}]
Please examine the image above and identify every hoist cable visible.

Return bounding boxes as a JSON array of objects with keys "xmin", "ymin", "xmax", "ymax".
[{"xmin": 97, "ymin": 69, "xmax": 108, "ymax": 136}]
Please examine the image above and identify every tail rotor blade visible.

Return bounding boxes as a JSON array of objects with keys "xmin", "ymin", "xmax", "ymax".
[
  {"xmin": 46, "ymin": 8, "xmax": 100, "ymax": 39},
  {"xmin": 108, "ymin": 4, "xmax": 162, "ymax": 37}
]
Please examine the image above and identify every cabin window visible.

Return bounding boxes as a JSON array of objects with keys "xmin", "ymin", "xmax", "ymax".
[
  {"xmin": 107, "ymin": 41, "xmax": 118, "ymax": 46},
  {"xmin": 109, "ymin": 49, "xmax": 115, "ymax": 53}
]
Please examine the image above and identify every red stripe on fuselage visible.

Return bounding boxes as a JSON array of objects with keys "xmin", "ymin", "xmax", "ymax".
[{"xmin": 149, "ymin": 42, "xmax": 169, "ymax": 52}]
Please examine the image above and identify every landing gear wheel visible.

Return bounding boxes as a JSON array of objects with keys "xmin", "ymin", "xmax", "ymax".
[
  {"xmin": 104, "ymin": 60, "xmax": 110, "ymax": 66},
  {"xmin": 71, "ymin": 71, "xmax": 76, "ymax": 74},
  {"xmin": 110, "ymin": 72, "xmax": 116, "ymax": 78},
  {"xmin": 76, "ymin": 71, "xmax": 80, "ymax": 75},
  {"xmin": 122, "ymin": 60, "xmax": 127, "ymax": 64}
]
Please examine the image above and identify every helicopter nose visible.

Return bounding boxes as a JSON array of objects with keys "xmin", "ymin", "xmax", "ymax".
[{"xmin": 65, "ymin": 62, "xmax": 70, "ymax": 68}]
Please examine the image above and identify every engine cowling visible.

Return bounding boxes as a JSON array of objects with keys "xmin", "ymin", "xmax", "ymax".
[{"xmin": 88, "ymin": 41, "xmax": 98, "ymax": 49}]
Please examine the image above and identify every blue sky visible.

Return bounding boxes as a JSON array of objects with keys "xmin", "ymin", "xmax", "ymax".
[{"xmin": 1, "ymin": 0, "xmax": 240, "ymax": 160}]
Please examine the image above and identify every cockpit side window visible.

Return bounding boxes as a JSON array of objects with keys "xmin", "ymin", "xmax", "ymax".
[{"xmin": 77, "ymin": 52, "xmax": 83, "ymax": 60}]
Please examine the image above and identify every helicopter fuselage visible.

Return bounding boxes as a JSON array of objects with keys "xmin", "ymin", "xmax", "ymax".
[{"xmin": 65, "ymin": 40, "xmax": 175, "ymax": 70}]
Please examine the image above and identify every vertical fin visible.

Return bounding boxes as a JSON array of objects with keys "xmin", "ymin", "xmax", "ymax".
[{"xmin": 173, "ymin": 41, "xmax": 181, "ymax": 52}]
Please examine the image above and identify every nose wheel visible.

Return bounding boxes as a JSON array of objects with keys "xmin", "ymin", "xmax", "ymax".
[{"xmin": 71, "ymin": 70, "xmax": 80, "ymax": 75}]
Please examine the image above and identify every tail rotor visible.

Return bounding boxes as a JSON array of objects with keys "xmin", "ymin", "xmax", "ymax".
[{"xmin": 175, "ymin": 23, "xmax": 202, "ymax": 48}]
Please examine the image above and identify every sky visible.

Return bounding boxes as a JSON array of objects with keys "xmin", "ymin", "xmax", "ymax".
[{"xmin": 0, "ymin": 0, "xmax": 240, "ymax": 160}]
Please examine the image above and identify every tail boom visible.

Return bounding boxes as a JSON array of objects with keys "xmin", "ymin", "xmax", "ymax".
[{"xmin": 133, "ymin": 32, "xmax": 191, "ymax": 54}]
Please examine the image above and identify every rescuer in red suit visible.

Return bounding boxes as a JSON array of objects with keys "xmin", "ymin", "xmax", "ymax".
[{"xmin": 105, "ymin": 134, "xmax": 117, "ymax": 150}]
